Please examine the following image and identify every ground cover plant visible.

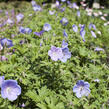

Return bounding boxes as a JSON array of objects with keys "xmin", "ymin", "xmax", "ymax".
[{"xmin": 0, "ymin": 0, "xmax": 109, "ymax": 109}]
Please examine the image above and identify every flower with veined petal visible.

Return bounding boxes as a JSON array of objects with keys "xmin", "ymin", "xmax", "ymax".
[
  {"xmin": 73, "ymin": 80, "xmax": 90, "ymax": 98},
  {"xmin": 1, "ymin": 80, "xmax": 21, "ymax": 101}
]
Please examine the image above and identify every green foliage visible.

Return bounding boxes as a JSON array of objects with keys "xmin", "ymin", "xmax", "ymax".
[{"xmin": 0, "ymin": 1, "xmax": 109, "ymax": 109}]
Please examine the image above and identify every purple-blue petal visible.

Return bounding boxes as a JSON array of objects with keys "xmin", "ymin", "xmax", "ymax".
[{"xmin": 0, "ymin": 38, "xmax": 13, "ymax": 48}]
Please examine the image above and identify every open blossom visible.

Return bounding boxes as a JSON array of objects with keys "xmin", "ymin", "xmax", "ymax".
[
  {"xmin": 19, "ymin": 26, "xmax": 25, "ymax": 34},
  {"xmin": 43, "ymin": 23, "xmax": 51, "ymax": 31},
  {"xmin": 0, "ymin": 56, "xmax": 8, "ymax": 61},
  {"xmin": 56, "ymin": 0, "xmax": 60, "ymax": 7},
  {"xmin": 60, "ymin": 47, "xmax": 71, "ymax": 62},
  {"xmin": 19, "ymin": 27, "xmax": 32, "ymax": 34},
  {"xmin": 60, "ymin": 7, "xmax": 66, "ymax": 12},
  {"xmin": 49, "ymin": 10, "xmax": 55, "ymax": 15},
  {"xmin": 0, "ymin": 38, "xmax": 13, "ymax": 48},
  {"xmin": 33, "ymin": 5, "xmax": 42, "ymax": 11},
  {"xmin": 60, "ymin": 17, "xmax": 68, "ymax": 26},
  {"xmin": 89, "ymin": 23, "xmax": 96, "ymax": 30},
  {"xmin": 16, "ymin": 13, "xmax": 24, "ymax": 22},
  {"xmin": 60, "ymin": 40, "xmax": 71, "ymax": 62},
  {"xmin": 72, "ymin": 24, "xmax": 78, "ymax": 32},
  {"xmin": 34, "ymin": 30, "xmax": 45, "ymax": 37},
  {"xmin": 25, "ymin": 28, "xmax": 32, "ymax": 34},
  {"xmin": 71, "ymin": 2, "xmax": 79, "ymax": 9},
  {"xmin": 73, "ymin": 80, "xmax": 90, "ymax": 98},
  {"xmin": 1, "ymin": 80, "xmax": 21, "ymax": 101},
  {"xmin": 48, "ymin": 46, "xmax": 63, "ymax": 61},
  {"xmin": 7, "ymin": 19, "xmax": 14, "ymax": 24},
  {"xmin": 67, "ymin": 1, "xmax": 71, "ymax": 5},
  {"xmin": 31, "ymin": 0, "xmax": 36, "ymax": 6}
]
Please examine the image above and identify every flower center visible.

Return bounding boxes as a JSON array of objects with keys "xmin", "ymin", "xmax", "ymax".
[
  {"xmin": 6, "ymin": 87, "xmax": 12, "ymax": 94},
  {"xmin": 53, "ymin": 52, "xmax": 57, "ymax": 56},
  {"xmin": 80, "ymin": 86, "xmax": 84, "ymax": 91}
]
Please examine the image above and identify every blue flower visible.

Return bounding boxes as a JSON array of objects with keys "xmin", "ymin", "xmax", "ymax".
[
  {"xmin": 19, "ymin": 40, "xmax": 25, "ymax": 45},
  {"xmin": 60, "ymin": 17, "xmax": 68, "ymax": 26},
  {"xmin": 60, "ymin": 7, "xmax": 66, "ymax": 12},
  {"xmin": 43, "ymin": 23, "xmax": 51, "ymax": 32},
  {"xmin": 56, "ymin": 0, "xmax": 60, "ymax": 7},
  {"xmin": 67, "ymin": 1, "xmax": 71, "ymax": 5},
  {"xmin": 40, "ymin": 43, "xmax": 42, "ymax": 46},
  {"xmin": 31, "ymin": 0, "xmax": 36, "ymax": 6},
  {"xmin": 49, "ymin": 10, "xmax": 55, "ymax": 15},
  {"xmin": 16, "ymin": 13, "xmax": 24, "ymax": 22},
  {"xmin": 48, "ymin": 46, "xmax": 63, "ymax": 61},
  {"xmin": 61, "ymin": 0, "xmax": 66, "ymax": 2},
  {"xmin": 21, "ymin": 103, "xmax": 25, "ymax": 108},
  {"xmin": 72, "ymin": 2, "xmax": 77, "ymax": 8},
  {"xmin": 60, "ymin": 47, "xmax": 71, "ymax": 62},
  {"xmin": 33, "ymin": 5, "xmax": 41, "ymax": 11},
  {"xmin": 25, "ymin": 28, "xmax": 32, "ymax": 34},
  {"xmin": 19, "ymin": 26, "xmax": 25, "ymax": 34},
  {"xmin": 69, "ymin": 2, "xmax": 78, "ymax": 9},
  {"xmin": 7, "ymin": 19, "xmax": 14, "ymax": 24},
  {"xmin": 60, "ymin": 40, "xmax": 71, "ymax": 62},
  {"xmin": 91, "ymin": 31, "xmax": 96, "ymax": 38},
  {"xmin": 63, "ymin": 30, "xmax": 68, "ymax": 37},
  {"xmin": 80, "ymin": 25, "xmax": 85, "ymax": 42},
  {"xmin": 34, "ymin": 30, "xmax": 45, "ymax": 37},
  {"xmin": 1, "ymin": 56, "xmax": 8, "ymax": 61},
  {"xmin": 80, "ymin": 30, "xmax": 85, "ymax": 42},
  {"xmin": 0, "ymin": 23, "xmax": 6, "ymax": 28},
  {"xmin": 72, "ymin": 24, "xmax": 78, "ymax": 32},
  {"xmin": 1, "ymin": 80, "xmax": 21, "ymax": 101},
  {"xmin": 19, "ymin": 27, "xmax": 32, "ymax": 34},
  {"xmin": 0, "ymin": 38, "xmax": 13, "ymax": 48},
  {"xmin": 94, "ymin": 47, "xmax": 104, "ymax": 51},
  {"xmin": 89, "ymin": 23, "xmax": 96, "ymax": 30},
  {"xmin": 73, "ymin": 80, "xmax": 90, "ymax": 98},
  {"xmin": 62, "ymin": 40, "xmax": 68, "ymax": 48},
  {"xmin": 80, "ymin": 24, "xmax": 85, "ymax": 31},
  {"xmin": 0, "ymin": 76, "xmax": 5, "ymax": 87}
]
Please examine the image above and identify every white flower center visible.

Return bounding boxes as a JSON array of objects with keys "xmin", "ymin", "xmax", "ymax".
[{"xmin": 6, "ymin": 87, "xmax": 12, "ymax": 94}]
